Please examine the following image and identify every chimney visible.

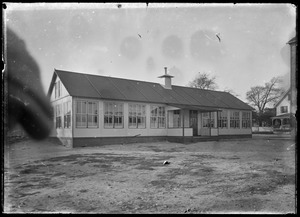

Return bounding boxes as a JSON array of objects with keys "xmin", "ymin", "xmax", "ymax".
[{"xmin": 158, "ymin": 67, "xmax": 174, "ymax": 89}]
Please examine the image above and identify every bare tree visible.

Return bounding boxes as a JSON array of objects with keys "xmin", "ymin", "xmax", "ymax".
[
  {"xmin": 246, "ymin": 77, "xmax": 285, "ymax": 126},
  {"xmin": 188, "ymin": 72, "xmax": 218, "ymax": 90}
]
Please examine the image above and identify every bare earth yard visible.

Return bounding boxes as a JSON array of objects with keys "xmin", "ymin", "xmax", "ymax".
[{"xmin": 4, "ymin": 135, "xmax": 296, "ymax": 214}]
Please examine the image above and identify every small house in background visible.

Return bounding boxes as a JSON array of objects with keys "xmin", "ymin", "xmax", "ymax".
[
  {"xmin": 47, "ymin": 68, "xmax": 253, "ymax": 148},
  {"xmin": 271, "ymin": 36, "xmax": 297, "ymax": 135},
  {"xmin": 271, "ymin": 88, "xmax": 292, "ymax": 132}
]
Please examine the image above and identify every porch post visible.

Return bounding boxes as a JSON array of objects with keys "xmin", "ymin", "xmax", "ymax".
[{"xmin": 182, "ymin": 109, "xmax": 185, "ymax": 143}]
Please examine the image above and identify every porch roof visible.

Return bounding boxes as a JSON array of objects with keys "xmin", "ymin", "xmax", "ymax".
[{"xmin": 271, "ymin": 113, "xmax": 292, "ymax": 119}]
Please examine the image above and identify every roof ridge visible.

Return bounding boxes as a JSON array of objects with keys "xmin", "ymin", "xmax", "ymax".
[{"xmin": 274, "ymin": 87, "xmax": 291, "ymax": 108}]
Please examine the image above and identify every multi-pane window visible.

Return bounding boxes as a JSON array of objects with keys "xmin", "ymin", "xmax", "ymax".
[
  {"xmin": 230, "ymin": 111, "xmax": 240, "ymax": 128},
  {"xmin": 173, "ymin": 110, "xmax": 181, "ymax": 128},
  {"xmin": 63, "ymin": 101, "xmax": 71, "ymax": 128},
  {"xmin": 129, "ymin": 104, "xmax": 146, "ymax": 128},
  {"xmin": 76, "ymin": 100, "xmax": 98, "ymax": 128},
  {"xmin": 218, "ymin": 110, "xmax": 228, "ymax": 128},
  {"xmin": 242, "ymin": 111, "xmax": 251, "ymax": 128},
  {"xmin": 280, "ymin": 106, "xmax": 288, "ymax": 113},
  {"xmin": 202, "ymin": 112, "xmax": 214, "ymax": 128},
  {"xmin": 55, "ymin": 80, "xmax": 62, "ymax": 99},
  {"xmin": 55, "ymin": 104, "xmax": 62, "ymax": 129},
  {"xmin": 104, "ymin": 102, "xmax": 124, "ymax": 128},
  {"xmin": 87, "ymin": 102, "xmax": 98, "ymax": 127},
  {"xmin": 150, "ymin": 106, "xmax": 165, "ymax": 128}
]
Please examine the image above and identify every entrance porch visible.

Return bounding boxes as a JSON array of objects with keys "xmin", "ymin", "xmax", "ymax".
[{"xmin": 166, "ymin": 104, "xmax": 221, "ymax": 138}]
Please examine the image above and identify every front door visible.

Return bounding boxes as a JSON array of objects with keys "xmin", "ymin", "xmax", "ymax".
[{"xmin": 189, "ymin": 110, "xmax": 198, "ymax": 136}]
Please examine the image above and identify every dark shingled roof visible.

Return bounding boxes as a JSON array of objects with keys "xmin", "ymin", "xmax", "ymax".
[
  {"xmin": 287, "ymin": 36, "xmax": 297, "ymax": 44},
  {"xmin": 49, "ymin": 69, "xmax": 253, "ymax": 111}
]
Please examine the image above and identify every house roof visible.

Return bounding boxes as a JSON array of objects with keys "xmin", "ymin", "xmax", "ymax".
[
  {"xmin": 287, "ymin": 36, "xmax": 297, "ymax": 44},
  {"xmin": 273, "ymin": 88, "xmax": 291, "ymax": 108},
  {"xmin": 49, "ymin": 69, "xmax": 254, "ymax": 111}
]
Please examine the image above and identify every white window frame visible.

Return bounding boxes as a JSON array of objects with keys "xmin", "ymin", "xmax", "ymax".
[
  {"xmin": 202, "ymin": 112, "xmax": 214, "ymax": 128},
  {"xmin": 55, "ymin": 104, "xmax": 62, "ymax": 129},
  {"xmin": 128, "ymin": 104, "xmax": 146, "ymax": 129},
  {"xmin": 76, "ymin": 100, "xmax": 98, "ymax": 128},
  {"xmin": 218, "ymin": 110, "xmax": 228, "ymax": 128},
  {"xmin": 242, "ymin": 111, "xmax": 251, "ymax": 128},
  {"xmin": 150, "ymin": 105, "xmax": 166, "ymax": 128},
  {"xmin": 55, "ymin": 80, "xmax": 62, "ymax": 99},
  {"xmin": 172, "ymin": 110, "xmax": 181, "ymax": 128},
  {"xmin": 63, "ymin": 101, "xmax": 71, "ymax": 128},
  {"xmin": 230, "ymin": 111, "xmax": 240, "ymax": 129},
  {"xmin": 104, "ymin": 102, "xmax": 124, "ymax": 129}
]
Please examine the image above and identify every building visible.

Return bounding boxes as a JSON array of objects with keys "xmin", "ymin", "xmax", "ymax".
[
  {"xmin": 287, "ymin": 36, "xmax": 297, "ymax": 138},
  {"xmin": 271, "ymin": 88, "xmax": 292, "ymax": 132},
  {"xmin": 48, "ymin": 68, "xmax": 254, "ymax": 148},
  {"xmin": 271, "ymin": 36, "xmax": 297, "ymax": 135}
]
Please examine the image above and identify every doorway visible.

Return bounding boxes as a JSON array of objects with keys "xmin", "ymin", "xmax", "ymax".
[{"xmin": 189, "ymin": 110, "xmax": 198, "ymax": 136}]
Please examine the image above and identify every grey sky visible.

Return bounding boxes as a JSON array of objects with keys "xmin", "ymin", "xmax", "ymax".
[{"xmin": 4, "ymin": 3, "xmax": 296, "ymax": 101}]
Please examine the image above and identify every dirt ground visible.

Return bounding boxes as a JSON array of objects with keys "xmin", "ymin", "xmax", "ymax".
[{"xmin": 3, "ymin": 134, "xmax": 296, "ymax": 214}]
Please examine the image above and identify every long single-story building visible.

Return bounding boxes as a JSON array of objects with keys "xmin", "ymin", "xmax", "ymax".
[{"xmin": 48, "ymin": 68, "xmax": 254, "ymax": 148}]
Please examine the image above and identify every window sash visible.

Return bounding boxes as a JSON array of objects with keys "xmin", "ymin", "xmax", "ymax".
[
  {"xmin": 76, "ymin": 101, "xmax": 98, "ymax": 128},
  {"xmin": 150, "ymin": 106, "xmax": 165, "ymax": 128},
  {"xmin": 129, "ymin": 104, "xmax": 146, "ymax": 128},
  {"xmin": 241, "ymin": 112, "xmax": 251, "ymax": 128},
  {"xmin": 55, "ymin": 104, "xmax": 62, "ymax": 129},
  {"xmin": 281, "ymin": 106, "xmax": 288, "ymax": 113},
  {"xmin": 230, "ymin": 111, "xmax": 240, "ymax": 128},
  {"xmin": 217, "ymin": 111, "xmax": 228, "ymax": 128},
  {"xmin": 202, "ymin": 112, "xmax": 214, "ymax": 128},
  {"xmin": 173, "ymin": 110, "xmax": 181, "ymax": 128},
  {"xmin": 104, "ymin": 102, "xmax": 124, "ymax": 128}
]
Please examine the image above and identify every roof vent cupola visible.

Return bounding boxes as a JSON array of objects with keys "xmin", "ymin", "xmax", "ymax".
[{"xmin": 158, "ymin": 67, "xmax": 174, "ymax": 89}]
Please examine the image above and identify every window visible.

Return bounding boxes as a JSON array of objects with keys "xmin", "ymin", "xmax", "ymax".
[
  {"xmin": 218, "ymin": 110, "xmax": 228, "ymax": 128},
  {"xmin": 242, "ymin": 111, "xmax": 251, "ymax": 128},
  {"xmin": 202, "ymin": 112, "xmax": 214, "ymax": 128},
  {"xmin": 129, "ymin": 104, "xmax": 146, "ymax": 128},
  {"xmin": 63, "ymin": 101, "xmax": 71, "ymax": 128},
  {"xmin": 55, "ymin": 80, "xmax": 62, "ymax": 99},
  {"xmin": 76, "ymin": 100, "xmax": 98, "ymax": 128},
  {"xmin": 150, "ymin": 106, "xmax": 165, "ymax": 128},
  {"xmin": 230, "ymin": 111, "xmax": 240, "ymax": 128},
  {"xmin": 87, "ymin": 102, "xmax": 98, "ymax": 127},
  {"xmin": 280, "ymin": 106, "xmax": 288, "ymax": 113},
  {"xmin": 104, "ymin": 102, "xmax": 124, "ymax": 128},
  {"xmin": 55, "ymin": 104, "xmax": 62, "ymax": 129},
  {"xmin": 173, "ymin": 110, "xmax": 181, "ymax": 128}
]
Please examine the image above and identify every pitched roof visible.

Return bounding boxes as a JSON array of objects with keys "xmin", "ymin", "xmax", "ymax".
[
  {"xmin": 49, "ymin": 69, "xmax": 253, "ymax": 111},
  {"xmin": 287, "ymin": 36, "xmax": 297, "ymax": 44},
  {"xmin": 273, "ymin": 88, "xmax": 291, "ymax": 108}
]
